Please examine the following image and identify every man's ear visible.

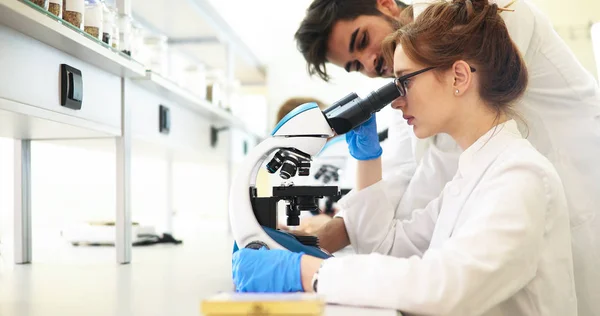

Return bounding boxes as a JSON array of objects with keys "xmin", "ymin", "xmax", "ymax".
[
  {"xmin": 377, "ymin": 0, "xmax": 401, "ymax": 17},
  {"xmin": 452, "ymin": 60, "xmax": 473, "ymax": 96}
]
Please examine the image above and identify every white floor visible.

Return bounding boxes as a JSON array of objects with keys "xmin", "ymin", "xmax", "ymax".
[{"xmin": 0, "ymin": 220, "xmax": 235, "ymax": 316}]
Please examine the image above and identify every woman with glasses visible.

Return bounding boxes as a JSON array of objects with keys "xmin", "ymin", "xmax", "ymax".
[{"xmin": 231, "ymin": 0, "xmax": 577, "ymax": 314}]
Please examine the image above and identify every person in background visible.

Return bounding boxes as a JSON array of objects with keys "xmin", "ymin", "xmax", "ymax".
[
  {"xmin": 231, "ymin": 2, "xmax": 577, "ymax": 314},
  {"xmin": 292, "ymin": 1, "xmax": 600, "ymax": 314}
]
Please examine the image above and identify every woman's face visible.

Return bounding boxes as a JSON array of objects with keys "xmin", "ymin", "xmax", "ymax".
[{"xmin": 390, "ymin": 45, "xmax": 458, "ymax": 139}]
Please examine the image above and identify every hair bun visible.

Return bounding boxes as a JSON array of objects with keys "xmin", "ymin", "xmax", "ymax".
[
  {"xmin": 452, "ymin": 0, "xmax": 498, "ymax": 22},
  {"xmin": 453, "ymin": 0, "xmax": 491, "ymax": 10}
]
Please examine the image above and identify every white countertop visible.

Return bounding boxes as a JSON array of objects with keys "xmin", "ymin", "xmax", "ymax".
[
  {"xmin": 0, "ymin": 219, "xmax": 400, "ymax": 316},
  {"xmin": 326, "ymin": 304, "xmax": 400, "ymax": 316}
]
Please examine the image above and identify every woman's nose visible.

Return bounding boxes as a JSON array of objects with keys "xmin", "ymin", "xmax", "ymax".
[{"xmin": 391, "ymin": 97, "xmax": 406, "ymax": 110}]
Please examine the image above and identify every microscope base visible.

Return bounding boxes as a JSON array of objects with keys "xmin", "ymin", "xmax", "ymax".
[{"xmin": 233, "ymin": 226, "xmax": 332, "ymax": 259}]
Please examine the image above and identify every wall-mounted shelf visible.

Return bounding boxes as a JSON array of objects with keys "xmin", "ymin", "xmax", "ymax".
[
  {"xmin": 133, "ymin": 71, "xmax": 264, "ymax": 140},
  {"xmin": 0, "ymin": 0, "xmax": 265, "ymax": 141},
  {"xmin": 0, "ymin": 0, "xmax": 146, "ymax": 78},
  {"xmin": 131, "ymin": 0, "xmax": 266, "ymax": 85}
]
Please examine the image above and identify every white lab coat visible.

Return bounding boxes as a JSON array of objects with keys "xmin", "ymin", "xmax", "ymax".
[
  {"xmin": 368, "ymin": 0, "xmax": 600, "ymax": 314},
  {"xmin": 320, "ymin": 120, "xmax": 577, "ymax": 315}
]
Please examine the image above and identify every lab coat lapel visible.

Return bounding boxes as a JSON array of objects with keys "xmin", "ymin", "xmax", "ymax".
[{"xmin": 430, "ymin": 121, "xmax": 523, "ymax": 248}]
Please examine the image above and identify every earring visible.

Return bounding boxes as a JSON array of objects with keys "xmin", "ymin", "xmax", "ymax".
[{"xmin": 455, "ymin": 89, "xmax": 460, "ymax": 95}]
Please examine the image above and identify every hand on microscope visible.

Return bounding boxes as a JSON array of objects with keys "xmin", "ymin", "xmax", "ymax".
[
  {"xmin": 232, "ymin": 247, "xmax": 325, "ymax": 293},
  {"xmin": 345, "ymin": 114, "xmax": 382, "ymax": 161}
]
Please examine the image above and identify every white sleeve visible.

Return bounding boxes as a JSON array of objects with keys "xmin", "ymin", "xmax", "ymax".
[
  {"xmin": 497, "ymin": 0, "xmax": 535, "ymax": 59},
  {"xmin": 395, "ymin": 133, "xmax": 461, "ymax": 219},
  {"xmin": 318, "ymin": 164, "xmax": 551, "ymax": 315},
  {"xmin": 380, "ymin": 110, "xmax": 418, "ymax": 210},
  {"xmin": 337, "ymin": 180, "xmax": 441, "ymax": 257}
]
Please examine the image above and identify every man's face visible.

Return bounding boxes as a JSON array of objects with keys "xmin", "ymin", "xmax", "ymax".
[{"xmin": 327, "ymin": 14, "xmax": 398, "ymax": 78}]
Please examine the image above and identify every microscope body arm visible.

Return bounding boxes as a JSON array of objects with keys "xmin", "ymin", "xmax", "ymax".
[{"xmin": 229, "ymin": 104, "xmax": 332, "ymax": 251}]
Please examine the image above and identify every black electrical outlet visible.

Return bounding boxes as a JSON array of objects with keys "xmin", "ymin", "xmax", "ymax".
[
  {"xmin": 159, "ymin": 105, "xmax": 170, "ymax": 134},
  {"xmin": 60, "ymin": 64, "xmax": 83, "ymax": 110}
]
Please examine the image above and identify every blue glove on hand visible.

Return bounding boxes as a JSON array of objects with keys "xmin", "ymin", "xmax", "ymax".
[
  {"xmin": 232, "ymin": 247, "xmax": 304, "ymax": 293},
  {"xmin": 346, "ymin": 114, "xmax": 382, "ymax": 160}
]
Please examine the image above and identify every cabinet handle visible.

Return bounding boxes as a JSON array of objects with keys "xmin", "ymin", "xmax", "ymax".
[{"xmin": 60, "ymin": 64, "xmax": 83, "ymax": 110}]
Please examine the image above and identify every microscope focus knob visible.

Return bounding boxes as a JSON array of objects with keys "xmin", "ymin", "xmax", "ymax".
[
  {"xmin": 293, "ymin": 235, "xmax": 319, "ymax": 247},
  {"xmin": 245, "ymin": 241, "xmax": 269, "ymax": 250}
]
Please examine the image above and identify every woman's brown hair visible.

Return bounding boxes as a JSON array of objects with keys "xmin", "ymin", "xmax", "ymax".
[{"xmin": 382, "ymin": 0, "xmax": 528, "ymax": 113}]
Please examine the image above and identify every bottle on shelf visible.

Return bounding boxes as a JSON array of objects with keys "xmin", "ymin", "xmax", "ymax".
[
  {"xmin": 182, "ymin": 63, "xmax": 207, "ymax": 100},
  {"xmin": 84, "ymin": 0, "xmax": 103, "ymax": 40},
  {"xmin": 30, "ymin": 0, "xmax": 49, "ymax": 11},
  {"xmin": 101, "ymin": 2, "xmax": 116, "ymax": 46},
  {"xmin": 118, "ymin": 13, "xmax": 132, "ymax": 56},
  {"xmin": 63, "ymin": 0, "xmax": 85, "ymax": 30},
  {"xmin": 48, "ymin": 0, "xmax": 61, "ymax": 17}
]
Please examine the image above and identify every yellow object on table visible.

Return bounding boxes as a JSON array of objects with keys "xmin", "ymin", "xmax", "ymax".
[{"xmin": 201, "ymin": 292, "xmax": 325, "ymax": 316}]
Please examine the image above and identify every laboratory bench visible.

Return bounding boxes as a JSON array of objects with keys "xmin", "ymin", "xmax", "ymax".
[
  {"xmin": 0, "ymin": 0, "xmax": 263, "ymax": 265},
  {"xmin": 0, "ymin": 219, "xmax": 400, "ymax": 316}
]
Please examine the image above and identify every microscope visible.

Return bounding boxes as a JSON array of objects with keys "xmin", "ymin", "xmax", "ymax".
[{"xmin": 229, "ymin": 80, "xmax": 401, "ymax": 258}]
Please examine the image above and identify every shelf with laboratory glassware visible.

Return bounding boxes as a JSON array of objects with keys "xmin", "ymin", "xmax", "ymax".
[
  {"xmin": 0, "ymin": 0, "xmax": 265, "ymax": 141},
  {"xmin": 131, "ymin": 0, "xmax": 266, "ymax": 85},
  {"xmin": 132, "ymin": 70, "xmax": 264, "ymax": 141},
  {"xmin": 0, "ymin": 0, "xmax": 147, "ymax": 78}
]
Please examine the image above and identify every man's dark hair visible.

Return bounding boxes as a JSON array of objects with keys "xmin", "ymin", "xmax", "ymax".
[{"xmin": 294, "ymin": 0, "xmax": 407, "ymax": 82}]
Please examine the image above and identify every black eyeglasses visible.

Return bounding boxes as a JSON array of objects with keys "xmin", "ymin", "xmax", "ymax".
[
  {"xmin": 394, "ymin": 65, "xmax": 476, "ymax": 97},
  {"xmin": 394, "ymin": 67, "xmax": 436, "ymax": 97}
]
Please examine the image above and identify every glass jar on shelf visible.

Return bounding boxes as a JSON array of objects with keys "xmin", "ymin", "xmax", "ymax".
[
  {"xmin": 227, "ymin": 79, "xmax": 242, "ymax": 113},
  {"xmin": 84, "ymin": 0, "xmax": 103, "ymax": 40},
  {"xmin": 101, "ymin": 3, "xmax": 115, "ymax": 46},
  {"xmin": 182, "ymin": 63, "xmax": 207, "ymax": 100},
  {"xmin": 142, "ymin": 35, "xmax": 169, "ymax": 76},
  {"xmin": 110, "ymin": 6, "xmax": 119, "ymax": 50},
  {"xmin": 30, "ymin": 0, "xmax": 49, "ymax": 11},
  {"xmin": 206, "ymin": 70, "xmax": 226, "ymax": 108},
  {"xmin": 130, "ymin": 21, "xmax": 145, "ymax": 60},
  {"xmin": 63, "ymin": 0, "xmax": 84, "ymax": 30},
  {"xmin": 118, "ymin": 13, "xmax": 132, "ymax": 56},
  {"xmin": 48, "ymin": 0, "xmax": 61, "ymax": 17}
]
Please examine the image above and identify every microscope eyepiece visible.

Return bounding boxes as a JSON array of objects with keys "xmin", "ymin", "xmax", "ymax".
[{"xmin": 324, "ymin": 80, "xmax": 401, "ymax": 135}]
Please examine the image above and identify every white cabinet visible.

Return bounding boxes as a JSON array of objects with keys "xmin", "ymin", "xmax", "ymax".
[
  {"xmin": 0, "ymin": 25, "xmax": 122, "ymax": 134},
  {"xmin": 128, "ymin": 79, "xmax": 221, "ymax": 154}
]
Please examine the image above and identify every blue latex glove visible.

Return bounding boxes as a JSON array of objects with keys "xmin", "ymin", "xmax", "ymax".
[
  {"xmin": 232, "ymin": 247, "xmax": 304, "ymax": 293},
  {"xmin": 346, "ymin": 114, "xmax": 382, "ymax": 160}
]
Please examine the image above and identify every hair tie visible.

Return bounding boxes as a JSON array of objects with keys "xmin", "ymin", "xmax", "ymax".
[{"xmin": 498, "ymin": 0, "xmax": 516, "ymax": 12}]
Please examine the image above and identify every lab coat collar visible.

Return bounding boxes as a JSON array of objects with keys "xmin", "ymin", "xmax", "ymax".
[{"xmin": 457, "ymin": 119, "xmax": 523, "ymax": 178}]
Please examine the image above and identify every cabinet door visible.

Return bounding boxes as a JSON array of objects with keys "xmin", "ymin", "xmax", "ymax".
[
  {"xmin": 0, "ymin": 25, "xmax": 121, "ymax": 131},
  {"xmin": 128, "ymin": 80, "xmax": 228, "ymax": 157}
]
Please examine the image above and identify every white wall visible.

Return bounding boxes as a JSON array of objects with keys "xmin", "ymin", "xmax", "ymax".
[{"xmin": 591, "ymin": 23, "xmax": 600, "ymax": 79}]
